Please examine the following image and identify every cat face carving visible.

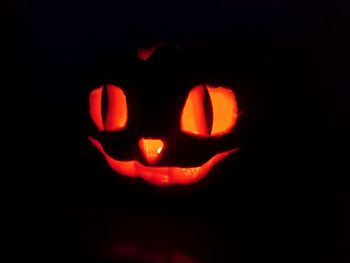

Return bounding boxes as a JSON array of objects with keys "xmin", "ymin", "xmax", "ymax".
[{"xmin": 86, "ymin": 44, "xmax": 241, "ymax": 186}]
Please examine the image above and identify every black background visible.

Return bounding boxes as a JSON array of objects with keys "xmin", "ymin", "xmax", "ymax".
[{"xmin": 6, "ymin": 0, "xmax": 350, "ymax": 262}]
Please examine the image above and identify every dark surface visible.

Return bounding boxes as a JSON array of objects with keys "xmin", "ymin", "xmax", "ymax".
[{"xmin": 6, "ymin": 0, "xmax": 350, "ymax": 262}]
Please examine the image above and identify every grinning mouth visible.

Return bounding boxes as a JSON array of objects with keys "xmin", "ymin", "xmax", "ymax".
[{"xmin": 89, "ymin": 137, "xmax": 238, "ymax": 186}]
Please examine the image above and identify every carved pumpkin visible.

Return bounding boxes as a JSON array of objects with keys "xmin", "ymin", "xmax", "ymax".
[{"xmin": 86, "ymin": 44, "xmax": 241, "ymax": 186}]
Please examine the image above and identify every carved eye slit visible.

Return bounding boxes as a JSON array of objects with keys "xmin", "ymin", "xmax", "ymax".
[
  {"xmin": 181, "ymin": 85, "xmax": 238, "ymax": 137},
  {"xmin": 89, "ymin": 84, "xmax": 128, "ymax": 131}
]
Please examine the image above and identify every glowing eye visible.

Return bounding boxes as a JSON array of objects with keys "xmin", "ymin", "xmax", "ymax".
[
  {"xmin": 180, "ymin": 84, "xmax": 238, "ymax": 137},
  {"xmin": 89, "ymin": 86, "xmax": 104, "ymax": 131},
  {"xmin": 207, "ymin": 85, "xmax": 238, "ymax": 136},
  {"xmin": 180, "ymin": 85, "xmax": 211, "ymax": 136},
  {"xmin": 89, "ymin": 84, "xmax": 128, "ymax": 131}
]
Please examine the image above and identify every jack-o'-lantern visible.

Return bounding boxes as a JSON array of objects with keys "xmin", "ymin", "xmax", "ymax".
[{"xmin": 86, "ymin": 44, "xmax": 241, "ymax": 186}]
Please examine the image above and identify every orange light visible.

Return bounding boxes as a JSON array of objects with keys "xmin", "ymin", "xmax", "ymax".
[
  {"xmin": 89, "ymin": 85, "xmax": 128, "ymax": 131},
  {"xmin": 207, "ymin": 85, "xmax": 238, "ymax": 136},
  {"xmin": 89, "ymin": 137, "xmax": 237, "ymax": 186},
  {"xmin": 138, "ymin": 138, "xmax": 165, "ymax": 165},
  {"xmin": 180, "ymin": 85, "xmax": 210, "ymax": 136},
  {"xmin": 104, "ymin": 84, "xmax": 128, "ymax": 131},
  {"xmin": 180, "ymin": 85, "xmax": 238, "ymax": 137},
  {"xmin": 89, "ymin": 86, "xmax": 104, "ymax": 131},
  {"xmin": 137, "ymin": 43, "xmax": 165, "ymax": 61}
]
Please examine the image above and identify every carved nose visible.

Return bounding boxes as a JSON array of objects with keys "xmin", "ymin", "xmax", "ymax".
[{"xmin": 138, "ymin": 138, "xmax": 165, "ymax": 165}]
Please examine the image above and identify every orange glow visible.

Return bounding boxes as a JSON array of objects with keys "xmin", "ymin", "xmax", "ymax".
[
  {"xmin": 181, "ymin": 85, "xmax": 238, "ymax": 137},
  {"xmin": 207, "ymin": 85, "xmax": 238, "ymax": 136},
  {"xmin": 89, "ymin": 137, "xmax": 237, "ymax": 186},
  {"xmin": 180, "ymin": 85, "xmax": 210, "ymax": 136},
  {"xmin": 89, "ymin": 86, "xmax": 104, "ymax": 131},
  {"xmin": 138, "ymin": 138, "xmax": 165, "ymax": 165},
  {"xmin": 89, "ymin": 85, "xmax": 128, "ymax": 131},
  {"xmin": 137, "ymin": 43, "xmax": 164, "ymax": 61},
  {"xmin": 104, "ymin": 84, "xmax": 128, "ymax": 131}
]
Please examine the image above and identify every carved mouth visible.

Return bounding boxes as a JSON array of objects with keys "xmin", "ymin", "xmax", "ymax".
[{"xmin": 89, "ymin": 137, "xmax": 238, "ymax": 185}]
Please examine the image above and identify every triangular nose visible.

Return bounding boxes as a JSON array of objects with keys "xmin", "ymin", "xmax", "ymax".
[{"xmin": 138, "ymin": 138, "xmax": 165, "ymax": 165}]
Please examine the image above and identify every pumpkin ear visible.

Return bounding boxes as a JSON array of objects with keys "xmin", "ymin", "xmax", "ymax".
[{"xmin": 137, "ymin": 42, "xmax": 165, "ymax": 61}]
